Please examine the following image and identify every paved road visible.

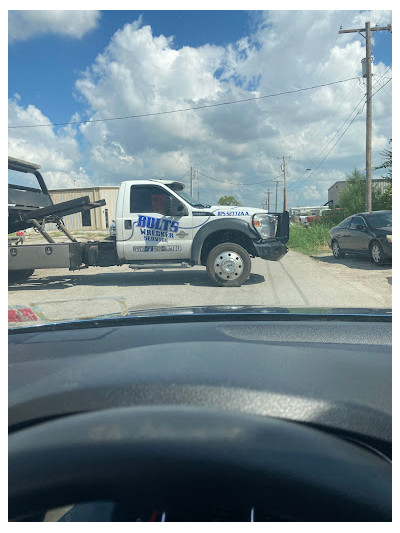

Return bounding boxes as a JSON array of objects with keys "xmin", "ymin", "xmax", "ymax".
[{"xmin": 8, "ymin": 250, "xmax": 392, "ymax": 325}]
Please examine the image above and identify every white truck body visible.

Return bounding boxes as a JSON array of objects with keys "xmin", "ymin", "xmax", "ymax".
[{"xmin": 115, "ymin": 180, "xmax": 278, "ymax": 263}]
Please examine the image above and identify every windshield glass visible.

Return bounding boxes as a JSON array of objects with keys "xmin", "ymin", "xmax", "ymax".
[
  {"xmin": 367, "ymin": 212, "xmax": 392, "ymax": 228},
  {"xmin": 168, "ymin": 187, "xmax": 211, "ymax": 208},
  {"xmin": 8, "ymin": 9, "xmax": 392, "ymax": 329}
]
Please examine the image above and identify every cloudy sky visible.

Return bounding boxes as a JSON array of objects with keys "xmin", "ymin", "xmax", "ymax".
[{"xmin": 8, "ymin": 6, "xmax": 392, "ymax": 210}]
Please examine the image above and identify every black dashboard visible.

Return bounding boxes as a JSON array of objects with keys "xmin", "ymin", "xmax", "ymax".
[{"xmin": 8, "ymin": 311, "xmax": 392, "ymax": 521}]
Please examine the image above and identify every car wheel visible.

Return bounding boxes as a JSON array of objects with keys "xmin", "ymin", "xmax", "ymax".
[
  {"xmin": 370, "ymin": 241, "xmax": 385, "ymax": 264},
  {"xmin": 331, "ymin": 240, "xmax": 343, "ymax": 259},
  {"xmin": 206, "ymin": 243, "xmax": 251, "ymax": 287}
]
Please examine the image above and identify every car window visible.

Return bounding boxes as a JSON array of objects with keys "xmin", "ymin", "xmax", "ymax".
[
  {"xmin": 367, "ymin": 212, "xmax": 392, "ymax": 228},
  {"xmin": 130, "ymin": 186, "xmax": 172, "ymax": 215},
  {"xmin": 349, "ymin": 216, "xmax": 366, "ymax": 229},
  {"xmin": 336, "ymin": 217, "xmax": 351, "ymax": 228}
]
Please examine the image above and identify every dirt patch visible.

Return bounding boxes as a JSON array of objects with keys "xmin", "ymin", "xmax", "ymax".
[{"xmin": 310, "ymin": 252, "xmax": 392, "ymax": 295}]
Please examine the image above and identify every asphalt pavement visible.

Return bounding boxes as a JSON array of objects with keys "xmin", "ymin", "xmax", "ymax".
[{"xmin": 8, "ymin": 250, "xmax": 392, "ymax": 326}]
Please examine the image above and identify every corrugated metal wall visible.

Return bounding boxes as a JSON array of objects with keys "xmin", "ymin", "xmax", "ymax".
[
  {"xmin": 48, "ymin": 187, "xmax": 119, "ymax": 231},
  {"xmin": 328, "ymin": 179, "xmax": 390, "ymax": 207}
]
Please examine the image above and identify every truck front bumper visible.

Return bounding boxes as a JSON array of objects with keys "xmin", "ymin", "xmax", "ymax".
[{"xmin": 253, "ymin": 239, "xmax": 288, "ymax": 261}]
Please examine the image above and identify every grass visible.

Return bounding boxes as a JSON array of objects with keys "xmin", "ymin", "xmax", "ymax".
[{"xmin": 287, "ymin": 223, "xmax": 331, "ymax": 256}]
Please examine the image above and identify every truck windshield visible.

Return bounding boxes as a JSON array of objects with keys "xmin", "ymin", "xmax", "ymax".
[{"xmin": 167, "ymin": 186, "xmax": 211, "ymax": 208}]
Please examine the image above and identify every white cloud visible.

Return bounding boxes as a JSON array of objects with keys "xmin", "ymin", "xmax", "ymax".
[
  {"xmin": 8, "ymin": 10, "xmax": 392, "ymax": 209},
  {"xmin": 8, "ymin": 10, "xmax": 101, "ymax": 43},
  {"xmin": 8, "ymin": 98, "xmax": 91, "ymax": 189}
]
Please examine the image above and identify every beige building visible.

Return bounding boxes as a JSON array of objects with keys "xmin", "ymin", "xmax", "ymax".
[
  {"xmin": 328, "ymin": 179, "xmax": 389, "ymax": 207},
  {"xmin": 48, "ymin": 186, "xmax": 119, "ymax": 231}
]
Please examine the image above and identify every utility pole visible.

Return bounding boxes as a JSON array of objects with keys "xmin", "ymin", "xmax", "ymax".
[
  {"xmin": 277, "ymin": 156, "xmax": 290, "ymax": 211},
  {"xmin": 267, "ymin": 189, "xmax": 271, "ymax": 211},
  {"xmin": 190, "ymin": 166, "xmax": 193, "ymax": 196},
  {"xmin": 274, "ymin": 180, "xmax": 282, "ymax": 212},
  {"xmin": 339, "ymin": 21, "xmax": 392, "ymax": 213},
  {"xmin": 283, "ymin": 156, "xmax": 287, "ymax": 212},
  {"xmin": 197, "ymin": 164, "xmax": 199, "ymax": 200}
]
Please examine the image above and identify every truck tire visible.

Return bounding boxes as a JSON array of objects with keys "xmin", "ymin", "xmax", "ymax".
[
  {"xmin": 206, "ymin": 243, "xmax": 251, "ymax": 287},
  {"xmin": 8, "ymin": 269, "xmax": 35, "ymax": 285}
]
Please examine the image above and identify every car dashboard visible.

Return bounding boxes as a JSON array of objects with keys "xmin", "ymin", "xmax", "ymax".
[{"xmin": 8, "ymin": 310, "xmax": 392, "ymax": 521}]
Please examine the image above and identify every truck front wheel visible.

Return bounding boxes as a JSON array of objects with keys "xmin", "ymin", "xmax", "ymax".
[
  {"xmin": 8, "ymin": 269, "xmax": 35, "ymax": 285},
  {"xmin": 206, "ymin": 243, "xmax": 251, "ymax": 287}
]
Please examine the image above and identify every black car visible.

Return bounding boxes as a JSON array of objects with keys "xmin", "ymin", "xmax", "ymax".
[{"xmin": 328, "ymin": 210, "xmax": 392, "ymax": 264}]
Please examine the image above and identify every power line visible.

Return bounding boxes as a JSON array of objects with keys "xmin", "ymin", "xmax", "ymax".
[
  {"xmin": 317, "ymin": 11, "xmax": 392, "ymax": 138},
  {"xmin": 288, "ymin": 75, "xmax": 392, "ymax": 192},
  {"xmin": 371, "ymin": 76, "xmax": 392, "ymax": 98},
  {"xmin": 297, "ymin": 103, "xmax": 366, "ymax": 182},
  {"xmin": 178, "ymin": 169, "xmax": 190, "ymax": 181},
  {"xmin": 196, "ymin": 170, "xmax": 279, "ymax": 187},
  {"xmin": 8, "ymin": 77, "xmax": 361, "ymax": 130},
  {"xmin": 287, "ymin": 94, "xmax": 366, "ymax": 191},
  {"xmin": 288, "ymin": 100, "xmax": 365, "ymax": 191}
]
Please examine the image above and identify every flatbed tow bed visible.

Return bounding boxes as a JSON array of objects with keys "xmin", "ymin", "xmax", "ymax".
[{"xmin": 8, "ymin": 157, "xmax": 105, "ymax": 242}]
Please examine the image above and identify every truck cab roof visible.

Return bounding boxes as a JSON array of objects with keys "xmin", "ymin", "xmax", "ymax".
[
  {"xmin": 122, "ymin": 179, "xmax": 185, "ymax": 192},
  {"xmin": 147, "ymin": 179, "xmax": 185, "ymax": 191}
]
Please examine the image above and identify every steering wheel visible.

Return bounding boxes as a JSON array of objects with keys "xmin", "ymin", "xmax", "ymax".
[{"xmin": 9, "ymin": 406, "xmax": 391, "ymax": 521}]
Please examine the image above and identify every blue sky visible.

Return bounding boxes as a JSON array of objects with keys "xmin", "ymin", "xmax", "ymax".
[
  {"xmin": 8, "ymin": 9, "xmax": 393, "ymax": 208},
  {"xmin": 9, "ymin": 11, "xmax": 256, "ymax": 125}
]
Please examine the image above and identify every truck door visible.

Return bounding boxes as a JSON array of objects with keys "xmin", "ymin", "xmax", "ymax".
[{"xmin": 120, "ymin": 184, "xmax": 193, "ymax": 261}]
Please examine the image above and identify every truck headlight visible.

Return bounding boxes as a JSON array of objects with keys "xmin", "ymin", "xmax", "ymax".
[{"xmin": 252, "ymin": 214, "xmax": 277, "ymax": 239}]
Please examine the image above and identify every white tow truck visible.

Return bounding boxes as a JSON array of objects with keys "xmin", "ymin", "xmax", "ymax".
[{"xmin": 8, "ymin": 157, "xmax": 289, "ymax": 287}]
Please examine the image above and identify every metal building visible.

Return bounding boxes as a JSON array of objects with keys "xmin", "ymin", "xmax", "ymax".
[
  {"xmin": 328, "ymin": 179, "xmax": 389, "ymax": 207},
  {"xmin": 48, "ymin": 187, "xmax": 119, "ymax": 231}
]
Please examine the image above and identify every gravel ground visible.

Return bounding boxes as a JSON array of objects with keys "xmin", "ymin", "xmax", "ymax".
[{"xmin": 8, "ymin": 234, "xmax": 392, "ymax": 326}]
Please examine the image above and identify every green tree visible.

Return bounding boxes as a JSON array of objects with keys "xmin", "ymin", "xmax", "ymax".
[
  {"xmin": 338, "ymin": 169, "xmax": 366, "ymax": 215},
  {"xmin": 338, "ymin": 168, "xmax": 391, "ymax": 215},
  {"xmin": 373, "ymin": 182, "xmax": 392, "ymax": 210},
  {"xmin": 372, "ymin": 139, "xmax": 392, "ymax": 210},
  {"xmin": 218, "ymin": 195, "xmax": 241, "ymax": 206},
  {"xmin": 373, "ymin": 139, "xmax": 392, "ymax": 179}
]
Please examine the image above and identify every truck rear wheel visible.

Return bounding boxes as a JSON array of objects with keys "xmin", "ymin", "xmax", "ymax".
[
  {"xmin": 206, "ymin": 243, "xmax": 251, "ymax": 287},
  {"xmin": 8, "ymin": 269, "xmax": 35, "ymax": 285}
]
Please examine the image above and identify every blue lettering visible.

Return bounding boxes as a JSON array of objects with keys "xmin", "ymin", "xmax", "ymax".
[
  {"xmin": 146, "ymin": 217, "xmax": 156, "ymax": 229},
  {"xmin": 137, "ymin": 215, "xmax": 146, "ymax": 227}
]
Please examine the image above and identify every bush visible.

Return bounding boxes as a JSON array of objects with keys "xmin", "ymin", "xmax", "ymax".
[
  {"xmin": 320, "ymin": 209, "xmax": 347, "ymax": 226},
  {"xmin": 287, "ymin": 222, "xmax": 331, "ymax": 255}
]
